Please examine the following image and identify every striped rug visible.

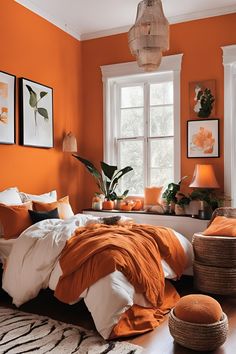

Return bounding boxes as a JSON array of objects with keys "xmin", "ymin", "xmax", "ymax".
[{"xmin": 0, "ymin": 307, "xmax": 143, "ymax": 353}]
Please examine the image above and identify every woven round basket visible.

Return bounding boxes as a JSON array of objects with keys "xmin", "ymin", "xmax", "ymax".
[
  {"xmin": 193, "ymin": 233, "xmax": 236, "ymax": 267},
  {"xmin": 194, "ymin": 261, "xmax": 236, "ymax": 295},
  {"xmin": 168, "ymin": 309, "xmax": 228, "ymax": 351}
]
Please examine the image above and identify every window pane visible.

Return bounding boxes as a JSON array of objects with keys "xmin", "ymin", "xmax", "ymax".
[
  {"xmin": 118, "ymin": 140, "xmax": 144, "ymax": 195},
  {"xmin": 150, "ymin": 82, "xmax": 173, "ymax": 105},
  {"xmin": 121, "ymin": 86, "xmax": 143, "ymax": 108},
  {"xmin": 150, "ymin": 138, "xmax": 174, "ymax": 186},
  {"xmin": 150, "ymin": 168, "xmax": 174, "ymax": 187},
  {"xmin": 120, "ymin": 108, "xmax": 144, "ymax": 138},
  {"xmin": 150, "ymin": 106, "xmax": 173, "ymax": 137}
]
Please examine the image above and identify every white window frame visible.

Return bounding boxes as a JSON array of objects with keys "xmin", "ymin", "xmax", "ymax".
[
  {"xmin": 100, "ymin": 54, "xmax": 183, "ymax": 192},
  {"xmin": 222, "ymin": 44, "xmax": 236, "ymax": 207}
]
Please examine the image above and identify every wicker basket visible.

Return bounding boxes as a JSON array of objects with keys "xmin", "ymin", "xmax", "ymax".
[
  {"xmin": 193, "ymin": 233, "xmax": 236, "ymax": 267},
  {"xmin": 210, "ymin": 207, "xmax": 236, "ymax": 225},
  {"xmin": 168, "ymin": 309, "xmax": 228, "ymax": 351},
  {"xmin": 194, "ymin": 261, "xmax": 236, "ymax": 295}
]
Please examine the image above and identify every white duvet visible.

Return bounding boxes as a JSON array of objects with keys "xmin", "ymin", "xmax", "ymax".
[{"xmin": 2, "ymin": 214, "xmax": 193, "ymax": 339}]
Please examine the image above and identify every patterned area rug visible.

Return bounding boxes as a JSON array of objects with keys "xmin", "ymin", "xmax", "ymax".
[{"xmin": 0, "ymin": 307, "xmax": 143, "ymax": 354}]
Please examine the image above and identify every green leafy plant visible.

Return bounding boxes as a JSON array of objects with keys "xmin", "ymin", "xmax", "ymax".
[
  {"xmin": 176, "ymin": 193, "xmax": 191, "ymax": 206},
  {"xmin": 190, "ymin": 189, "xmax": 221, "ymax": 211},
  {"xmin": 26, "ymin": 85, "xmax": 49, "ymax": 132},
  {"xmin": 197, "ymin": 88, "xmax": 215, "ymax": 118},
  {"xmin": 73, "ymin": 155, "xmax": 133, "ymax": 201},
  {"xmin": 162, "ymin": 176, "xmax": 188, "ymax": 204}
]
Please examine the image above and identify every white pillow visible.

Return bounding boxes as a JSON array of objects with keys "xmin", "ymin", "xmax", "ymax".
[
  {"xmin": 0, "ymin": 187, "xmax": 22, "ymax": 205},
  {"xmin": 20, "ymin": 190, "xmax": 57, "ymax": 203}
]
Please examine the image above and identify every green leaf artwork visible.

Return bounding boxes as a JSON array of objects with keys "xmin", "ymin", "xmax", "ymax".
[{"xmin": 26, "ymin": 85, "xmax": 49, "ymax": 134}]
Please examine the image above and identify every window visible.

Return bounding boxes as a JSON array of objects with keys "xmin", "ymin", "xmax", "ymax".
[{"xmin": 101, "ymin": 54, "xmax": 182, "ymax": 195}]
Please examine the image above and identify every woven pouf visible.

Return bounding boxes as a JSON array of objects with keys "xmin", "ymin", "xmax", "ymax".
[
  {"xmin": 193, "ymin": 233, "xmax": 236, "ymax": 267},
  {"xmin": 168, "ymin": 294, "xmax": 228, "ymax": 351}
]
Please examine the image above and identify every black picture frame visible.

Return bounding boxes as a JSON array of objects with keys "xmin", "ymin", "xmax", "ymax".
[
  {"xmin": 20, "ymin": 78, "xmax": 54, "ymax": 148},
  {"xmin": 0, "ymin": 70, "xmax": 16, "ymax": 144},
  {"xmin": 187, "ymin": 119, "xmax": 219, "ymax": 158}
]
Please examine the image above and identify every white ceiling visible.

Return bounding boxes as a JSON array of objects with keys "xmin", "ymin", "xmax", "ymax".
[{"xmin": 15, "ymin": 0, "xmax": 236, "ymax": 40}]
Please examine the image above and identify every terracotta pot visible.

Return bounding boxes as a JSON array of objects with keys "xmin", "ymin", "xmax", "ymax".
[{"xmin": 102, "ymin": 200, "xmax": 114, "ymax": 210}]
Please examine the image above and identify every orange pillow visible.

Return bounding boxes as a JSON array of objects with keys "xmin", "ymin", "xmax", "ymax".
[
  {"xmin": 203, "ymin": 216, "xmax": 236, "ymax": 237},
  {"xmin": 174, "ymin": 294, "xmax": 222, "ymax": 324},
  {"xmin": 0, "ymin": 201, "xmax": 33, "ymax": 240},
  {"xmin": 144, "ymin": 187, "xmax": 163, "ymax": 207},
  {"xmin": 33, "ymin": 196, "xmax": 74, "ymax": 219}
]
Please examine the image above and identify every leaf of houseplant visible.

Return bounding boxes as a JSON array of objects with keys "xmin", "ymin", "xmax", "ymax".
[
  {"xmin": 40, "ymin": 91, "xmax": 48, "ymax": 99},
  {"xmin": 26, "ymin": 85, "xmax": 37, "ymax": 108},
  {"xmin": 72, "ymin": 155, "xmax": 102, "ymax": 180},
  {"xmin": 112, "ymin": 166, "xmax": 133, "ymax": 181},
  {"xmin": 101, "ymin": 162, "xmax": 117, "ymax": 180},
  {"xmin": 38, "ymin": 108, "xmax": 49, "ymax": 120},
  {"xmin": 110, "ymin": 166, "xmax": 133, "ymax": 192}
]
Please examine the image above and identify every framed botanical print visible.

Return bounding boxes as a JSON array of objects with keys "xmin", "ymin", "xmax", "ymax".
[
  {"xmin": 187, "ymin": 119, "xmax": 219, "ymax": 158},
  {"xmin": 20, "ymin": 78, "xmax": 54, "ymax": 148},
  {"xmin": 0, "ymin": 70, "xmax": 16, "ymax": 144}
]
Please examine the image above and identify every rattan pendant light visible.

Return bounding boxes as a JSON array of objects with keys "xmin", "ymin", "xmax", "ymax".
[{"xmin": 128, "ymin": 0, "xmax": 169, "ymax": 72}]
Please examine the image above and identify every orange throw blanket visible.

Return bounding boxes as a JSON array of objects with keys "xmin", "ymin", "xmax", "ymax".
[{"xmin": 55, "ymin": 223, "xmax": 187, "ymax": 337}]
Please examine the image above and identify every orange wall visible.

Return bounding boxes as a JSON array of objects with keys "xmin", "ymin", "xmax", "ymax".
[
  {"xmin": 81, "ymin": 13, "xmax": 236, "ymax": 207},
  {"xmin": 0, "ymin": 0, "xmax": 84, "ymax": 212},
  {"xmin": 2, "ymin": 3, "xmax": 236, "ymax": 211}
]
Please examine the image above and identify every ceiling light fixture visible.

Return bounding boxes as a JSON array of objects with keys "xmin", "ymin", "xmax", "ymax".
[{"xmin": 128, "ymin": 0, "xmax": 169, "ymax": 72}]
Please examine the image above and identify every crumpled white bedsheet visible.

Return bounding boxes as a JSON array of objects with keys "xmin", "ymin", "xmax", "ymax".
[{"xmin": 2, "ymin": 214, "xmax": 193, "ymax": 339}]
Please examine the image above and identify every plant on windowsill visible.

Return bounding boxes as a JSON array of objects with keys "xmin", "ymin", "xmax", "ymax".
[
  {"xmin": 162, "ymin": 176, "xmax": 188, "ymax": 214},
  {"xmin": 175, "ymin": 193, "xmax": 191, "ymax": 215},
  {"xmin": 189, "ymin": 189, "xmax": 223, "ymax": 218},
  {"xmin": 73, "ymin": 155, "xmax": 133, "ymax": 210}
]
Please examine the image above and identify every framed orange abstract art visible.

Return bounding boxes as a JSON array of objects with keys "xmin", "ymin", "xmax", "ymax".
[
  {"xmin": 187, "ymin": 119, "xmax": 219, "ymax": 158},
  {"xmin": 0, "ymin": 71, "xmax": 16, "ymax": 144},
  {"xmin": 189, "ymin": 80, "xmax": 216, "ymax": 118}
]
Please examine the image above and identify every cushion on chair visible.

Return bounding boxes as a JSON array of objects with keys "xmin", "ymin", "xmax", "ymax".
[
  {"xmin": 203, "ymin": 216, "xmax": 236, "ymax": 237},
  {"xmin": 174, "ymin": 294, "xmax": 222, "ymax": 324}
]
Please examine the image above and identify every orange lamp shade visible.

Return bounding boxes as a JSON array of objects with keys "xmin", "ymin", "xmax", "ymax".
[{"xmin": 189, "ymin": 164, "xmax": 220, "ymax": 189}]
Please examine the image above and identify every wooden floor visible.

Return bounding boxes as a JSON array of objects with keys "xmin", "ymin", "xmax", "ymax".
[{"xmin": 1, "ymin": 277, "xmax": 236, "ymax": 354}]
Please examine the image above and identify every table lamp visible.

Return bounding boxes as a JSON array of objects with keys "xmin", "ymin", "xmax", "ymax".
[{"xmin": 189, "ymin": 164, "xmax": 220, "ymax": 219}]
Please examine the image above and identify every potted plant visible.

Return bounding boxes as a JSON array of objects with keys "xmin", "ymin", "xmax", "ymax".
[
  {"xmin": 189, "ymin": 189, "xmax": 222, "ymax": 218},
  {"xmin": 162, "ymin": 176, "xmax": 188, "ymax": 214},
  {"xmin": 73, "ymin": 155, "xmax": 133, "ymax": 209},
  {"xmin": 175, "ymin": 193, "xmax": 191, "ymax": 215}
]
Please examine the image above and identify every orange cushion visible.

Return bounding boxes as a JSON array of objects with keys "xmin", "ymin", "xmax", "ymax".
[
  {"xmin": 33, "ymin": 196, "xmax": 74, "ymax": 219},
  {"xmin": 144, "ymin": 187, "xmax": 163, "ymax": 206},
  {"xmin": 174, "ymin": 294, "xmax": 222, "ymax": 324},
  {"xmin": 0, "ymin": 201, "xmax": 33, "ymax": 239},
  {"xmin": 203, "ymin": 216, "xmax": 236, "ymax": 237}
]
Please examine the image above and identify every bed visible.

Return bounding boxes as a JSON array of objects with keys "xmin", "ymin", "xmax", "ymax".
[{"xmin": 0, "ymin": 213, "xmax": 193, "ymax": 339}]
